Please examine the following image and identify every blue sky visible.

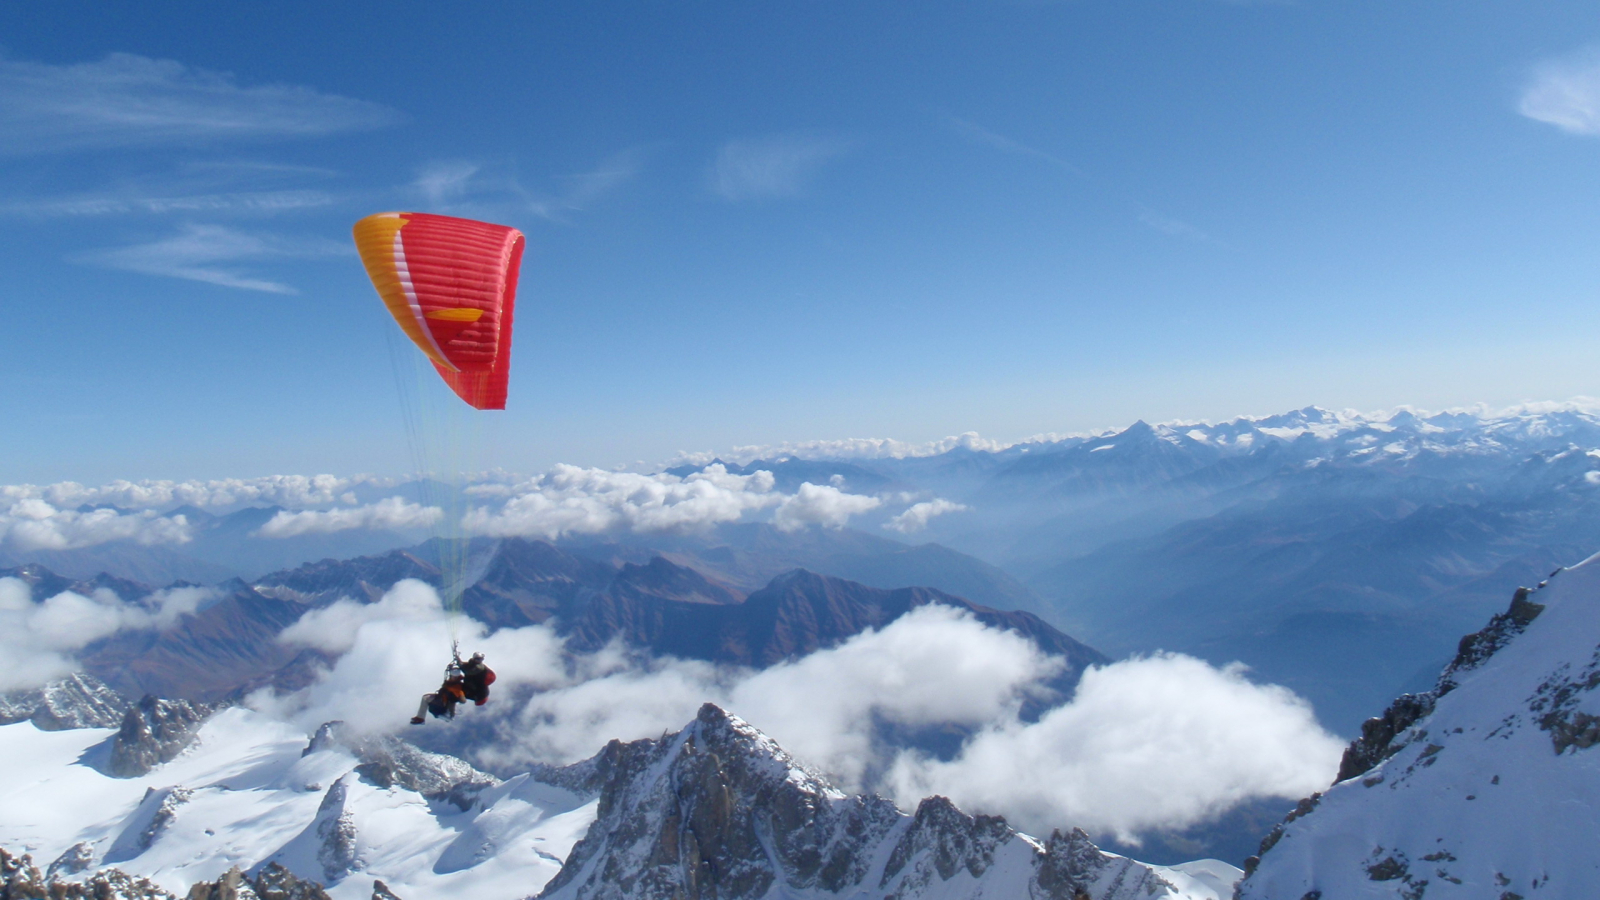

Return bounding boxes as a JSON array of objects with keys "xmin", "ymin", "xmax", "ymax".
[{"xmin": 3, "ymin": 0, "xmax": 1600, "ymax": 484}]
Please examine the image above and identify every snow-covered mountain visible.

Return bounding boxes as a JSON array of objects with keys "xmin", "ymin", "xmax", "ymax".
[
  {"xmin": 0, "ymin": 707, "xmax": 593, "ymax": 900},
  {"xmin": 0, "ymin": 702, "xmax": 1238, "ymax": 900},
  {"xmin": 1237, "ymin": 551, "xmax": 1600, "ymax": 897}
]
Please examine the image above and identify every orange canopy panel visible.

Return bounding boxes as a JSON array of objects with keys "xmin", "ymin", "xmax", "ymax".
[{"xmin": 353, "ymin": 212, "xmax": 525, "ymax": 410}]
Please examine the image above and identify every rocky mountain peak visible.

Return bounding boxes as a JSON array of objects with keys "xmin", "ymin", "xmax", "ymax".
[
  {"xmin": 540, "ymin": 703, "xmax": 1224, "ymax": 900},
  {"xmin": 109, "ymin": 695, "xmax": 219, "ymax": 778}
]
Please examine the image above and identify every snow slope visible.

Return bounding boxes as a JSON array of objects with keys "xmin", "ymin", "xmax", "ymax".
[
  {"xmin": 0, "ymin": 709, "xmax": 596, "ymax": 900},
  {"xmin": 1240, "ymin": 551, "xmax": 1600, "ymax": 897}
]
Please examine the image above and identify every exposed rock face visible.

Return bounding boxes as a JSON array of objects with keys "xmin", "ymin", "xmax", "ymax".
[
  {"xmin": 540, "ymin": 703, "xmax": 1201, "ymax": 900},
  {"xmin": 108, "ymin": 696, "xmax": 217, "ymax": 778},
  {"xmin": 311, "ymin": 777, "xmax": 360, "ymax": 885},
  {"xmin": 46, "ymin": 844, "xmax": 96, "ymax": 882},
  {"xmin": 184, "ymin": 868, "xmax": 259, "ymax": 900},
  {"xmin": 1, "ymin": 847, "xmax": 302, "ymax": 900},
  {"xmin": 0, "ymin": 674, "xmax": 129, "ymax": 731}
]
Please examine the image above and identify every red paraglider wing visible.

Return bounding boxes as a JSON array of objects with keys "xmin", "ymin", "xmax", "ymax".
[{"xmin": 353, "ymin": 212, "xmax": 525, "ymax": 410}]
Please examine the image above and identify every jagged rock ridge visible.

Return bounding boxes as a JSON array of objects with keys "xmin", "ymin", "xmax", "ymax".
[
  {"xmin": 542, "ymin": 703, "xmax": 1231, "ymax": 900},
  {"xmin": 109, "ymin": 695, "xmax": 220, "ymax": 778},
  {"xmin": 1, "ymin": 848, "xmax": 341, "ymax": 900}
]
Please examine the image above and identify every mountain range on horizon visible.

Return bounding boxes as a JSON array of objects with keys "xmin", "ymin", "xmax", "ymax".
[{"xmin": 11, "ymin": 401, "xmax": 1600, "ymax": 734}]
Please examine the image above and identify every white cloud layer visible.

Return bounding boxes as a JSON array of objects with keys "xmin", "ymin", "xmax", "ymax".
[
  {"xmin": 0, "ymin": 500, "xmax": 191, "ymax": 552},
  {"xmin": 885, "ymin": 498, "xmax": 968, "ymax": 533},
  {"xmin": 257, "ymin": 497, "xmax": 441, "ymax": 539},
  {"xmin": 265, "ymin": 579, "xmax": 567, "ymax": 735},
  {"xmin": 772, "ymin": 483, "xmax": 882, "ymax": 532},
  {"xmin": 711, "ymin": 133, "xmax": 851, "ymax": 201},
  {"xmin": 0, "ymin": 52, "xmax": 399, "ymax": 154},
  {"xmin": 465, "ymin": 464, "xmax": 876, "ymax": 539},
  {"xmin": 76, "ymin": 223, "xmax": 347, "ymax": 293},
  {"xmin": 1520, "ymin": 48, "xmax": 1600, "ymax": 136},
  {"xmin": 0, "ymin": 578, "xmax": 212, "ymax": 691},
  {"xmin": 1, "ymin": 474, "xmax": 385, "ymax": 513},
  {"xmin": 264, "ymin": 589, "xmax": 1341, "ymax": 840},
  {"xmin": 884, "ymin": 653, "xmax": 1345, "ymax": 841}
]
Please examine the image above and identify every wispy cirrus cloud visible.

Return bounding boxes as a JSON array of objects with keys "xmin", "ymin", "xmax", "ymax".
[
  {"xmin": 413, "ymin": 148, "xmax": 647, "ymax": 222},
  {"xmin": 1, "ymin": 189, "xmax": 335, "ymax": 218},
  {"xmin": 1520, "ymin": 47, "xmax": 1600, "ymax": 136},
  {"xmin": 74, "ymin": 223, "xmax": 347, "ymax": 293},
  {"xmin": 945, "ymin": 114, "xmax": 1210, "ymax": 242},
  {"xmin": 710, "ymin": 132, "xmax": 852, "ymax": 201},
  {"xmin": 0, "ymin": 52, "xmax": 401, "ymax": 155}
]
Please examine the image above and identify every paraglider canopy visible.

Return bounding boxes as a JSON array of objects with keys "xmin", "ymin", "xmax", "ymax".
[{"xmin": 353, "ymin": 212, "xmax": 525, "ymax": 409}]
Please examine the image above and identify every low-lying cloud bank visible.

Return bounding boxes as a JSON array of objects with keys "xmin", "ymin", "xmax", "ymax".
[
  {"xmin": 1, "ymin": 474, "xmax": 389, "ymax": 512},
  {"xmin": 262, "ymin": 580, "xmax": 1343, "ymax": 842},
  {"xmin": 0, "ymin": 577, "xmax": 212, "ymax": 691},
  {"xmin": 0, "ymin": 500, "xmax": 192, "ymax": 552},
  {"xmin": 257, "ymin": 496, "xmax": 442, "ymax": 538},
  {"xmin": 2, "ymin": 464, "xmax": 949, "ymax": 550}
]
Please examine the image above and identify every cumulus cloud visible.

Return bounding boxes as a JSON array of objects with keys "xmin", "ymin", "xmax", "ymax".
[
  {"xmin": 0, "ymin": 52, "xmax": 400, "ymax": 155},
  {"xmin": 265, "ymin": 579, "xmax": 567, "ymax": 735},
  {"xmin": 884, "ymin": 653, "xmax": 1345, "ymax": 841},
  {"xmin": 75, "ymin": 223, "xmax": 347, "ymax": 293},
  {"xmin": 0, "ymin": 578, "xmax": 212, "ymax": 690},
  {"xmin": 466, "ymin": 464, "xmax": 795, "ymax": 539},
  {"xmin": 772, "ymin": 482, "xmax": 882, "ymax": 532},
  {"xmin": 884, "ymin": 498, "xmax": 968, "ymax": 534},
  {"xmin": 711, "ymin": 133, "xmax": 851, "ymax": 201},
  {"xmin": 1520, "ymin": 47, "xmax": 1600, "ymax": 136},
  {"xmin": 0, "ymin": 499, "xmax": 190, "ymax": 552},
  {"xmin": 722, "ymin": 605, "xmax": 1058, "ymax": 787},
  {"xmin": 257, "ymin": 496, "xmax": 441, "ymax": 538},
  {"xmin": 277, "ymin": 578, "xmax": 447, "ymax": 654}
]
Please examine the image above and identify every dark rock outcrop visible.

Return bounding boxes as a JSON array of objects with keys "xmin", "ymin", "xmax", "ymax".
[
  {"xmin": 108, "ymin": 696, "xmax": 218, "ymax": 778},
  {"xmin": 2, "ymin": 848, "xmax": 331, "ymax": 900},
  {"xmin": 1, "ymin": 847, "xmax": 172, "ymax": 900},
  {"xmin": 539, "ymin": 703, "xmax": 1186, "ymax": 900}
]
